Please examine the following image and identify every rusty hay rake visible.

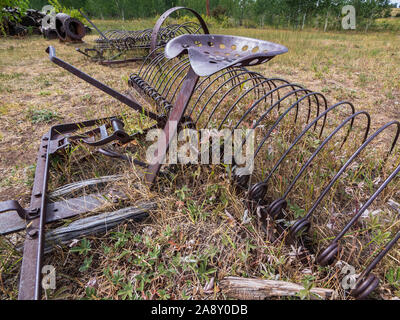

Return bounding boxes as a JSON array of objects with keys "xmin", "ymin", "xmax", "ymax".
[
  {"xmin": 76, "ymin": 7, "xmax": 208, "ymax": 65},
  {"xmin": 1, "ymin": 7, "xmax": 399, "ymax": 300}
]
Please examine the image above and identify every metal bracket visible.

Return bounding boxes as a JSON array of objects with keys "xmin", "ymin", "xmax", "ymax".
[{"xmin": 0, "ymin": 200, "xmax": 39, "ymax": 220}]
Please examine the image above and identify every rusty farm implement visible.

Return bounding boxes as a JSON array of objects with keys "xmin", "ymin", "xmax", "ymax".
[{"xmin": 1, "ymin": 7, "xmax": 399, "ymax": 300}]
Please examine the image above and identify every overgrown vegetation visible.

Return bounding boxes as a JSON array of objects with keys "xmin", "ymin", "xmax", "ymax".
[
  {"xmin": 24, "ymin": 0, "xmax": 400, "ymax": 31},
  {"xmin": 0, "ymin": 0, "xmax": 29, "ymax": 35}
]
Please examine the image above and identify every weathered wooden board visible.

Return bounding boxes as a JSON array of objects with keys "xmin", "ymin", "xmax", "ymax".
[{"xmin": 220, "ymin": 276, "xmax": 337, "ymax": 300}]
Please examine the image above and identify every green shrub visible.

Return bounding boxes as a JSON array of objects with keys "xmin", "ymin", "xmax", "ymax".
[{"xmin": 48, "ymin": 0, "xmax": 83, "ymax": 20}]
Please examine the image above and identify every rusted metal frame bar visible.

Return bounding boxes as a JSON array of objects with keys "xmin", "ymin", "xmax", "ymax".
[
  {"xmin": 149, "ymin": 6, "xmax": 210, "ymax": 53},
  {"xmin": 64, "ymin": 118, "xmax": 129, "ymax": 147},
  {"xmin": 18, "ymin": 133, "xmax": 49, "ymax": 300},
  {"xmin": 0, "ymin": 201, "xmax": 37, "ymax": 221},
  {"xmin": 99, "ymin": 57, "xmax": 143, "ymax": 65},
  {"xmin": 145, "ymin": 68, "xmax": 199, "ymax": 184},
  {"xmin": 46, "ymin": 46, "xmax": 161, "ymax": 122},
  {"xmin": 78, "ymin": 9, "xmax": 110, "ymax": 43}
]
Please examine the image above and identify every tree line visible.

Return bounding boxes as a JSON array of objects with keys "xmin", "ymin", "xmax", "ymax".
[{"xmin": 25, "ymin": 0, "xmax": 398, "ymax": 31}]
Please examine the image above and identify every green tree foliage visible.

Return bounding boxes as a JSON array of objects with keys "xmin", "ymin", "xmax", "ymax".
[
  {"xmin": 1, "ymin": 0, "xmax": 30, "ymax": 34},
  {"xmin": 11, "ymin": 0, "xmax": 397, "ymax": 31}
]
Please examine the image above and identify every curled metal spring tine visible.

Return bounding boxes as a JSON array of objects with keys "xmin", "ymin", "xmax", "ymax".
[
  {"xmin": 248, "ymin": 100, "xmax": 353, "ymax": 202},
  {"xmin": 229, "ymin": 79, "xmax": 308, "ymax": 131},
  {"xmin": 232, "ymin": 89, "xmax": 324, "ymax": 192},
  {"xmin": 141, "ymin": 54, "xmax": 167, "ymax": 84},
  {"xmin": 138, "ymin": 48, "xmax": 164, "ymax": 75},
  {"xmin": 351, "ymin": 227, "xmax": 400, "ymax": 299},
  {"xmin": 203, "ymin": 75, "xmax": 287, "ymax": 129},
  {"xmin": 290, "ymin": 121, "xmax": 400, "ymax": 242},
  {"xmin": 267, "ymin": 110, "xmax": 371, "ymax": 217},
  {"xmin": 186, "ymin": 68, "xmax": 249, "ymax": 118},
  {"xmin": 311, "ymin": 121, "xmax": 400, "ymax": 267},
  {"xmin": 159, "ymin": 60, "xmax": 191, "ymax": 98}
]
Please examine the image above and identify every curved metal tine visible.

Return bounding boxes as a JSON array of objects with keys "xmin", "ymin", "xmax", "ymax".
[
  {"xmin": 178, "ymin": 21, "xmax": 202, "ymax": 33},
  {"xmin": 160, "ymin": 60, "xmax": 190, "ymax": 97},
  {"xmin": 167, "ymin": 22, "xmax": 199, "ymax": 38},
  {"xmin": 186, "ymin": 69, "xmax": 250, "ymax": 118},
  {"xmin": 215, "ymin": 78, "xmax": 277, "ymax": 130},
  {"xmin": 260, "ymin": 100, "xmax": 352, "ymax": 189},
  {"xmin": 148, "ymin": 55, "xmax": 175, "ymax": 86},
  {"xmin": 281, "ymin": 110, "xmax": 371, "ymax": 200},
  {"xmin": 202, "ymin": 74, "xmax": 271, "ymax": 128},
  {"xmin": 157, "ymin": 58, "xmax": 190, "ymax": 97},
  {"xmin": 138, "ymin": 48, "xmax": 164, "ymax": 76},
  {"xmin": 142, "ymin": 54, "xmax": 167, "ymax": 85},
  {"xmin": 247, "ymin": 89, "xmax": 315, "ymax": 159},
  {"xmin": 232, "ymin": 88, "xmax": 315, "ymax": 187},
  {"xmin": 158, "ymin": 59, "xmax": 190, "ymax": 95},
  {"xmin": 320, "ymin": 121, "xmax": 400, "ymax": 243},
  {"xmin": 301, "ymin": 121, "xmax": 400, "ymax": 228},
  {"xmin": 361, "ymin": 228, "xmax": 400, "ymax": 281},
  {"xmin": 194, "ymin": 72, "xmax": 266, "ymax": 126},
  {"xmin": 144, "ymin": 53, "xmax": 167, "ymax": 81},
  {"xmin": 239, "ymin": 84, "xmax": 307, "ymax": 144},
  {"xmin": 163, "ymin": 63, "xmax": 191, "ymax": 102},
  {"xmin": 155, "ymin": 58, "xmax": 190, "ymax": 93},
  {"xmin": 232, "ymin": 81, "xmax": 304, "ymax": 132},
  {"xmin": 168, "ymin": 68, "xmax": 195, "ymax": 103},
  {"xmin": 219, "ymin": 78, "xmax": 298, "ymax": 131}
]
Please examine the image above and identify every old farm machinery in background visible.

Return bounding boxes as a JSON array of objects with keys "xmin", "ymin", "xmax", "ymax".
[
  {"xmin": 76, "ymin": 7, "xmax": 208, "ymax": 65},
  {"xmin": 0, "ymin": 7, "xmax": 399, "ymax": 300}
]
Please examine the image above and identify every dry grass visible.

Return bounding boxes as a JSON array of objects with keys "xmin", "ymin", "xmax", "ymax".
[{"xmin": 0, "ymin": 21, "xmax": 399, "ymax": 300}]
